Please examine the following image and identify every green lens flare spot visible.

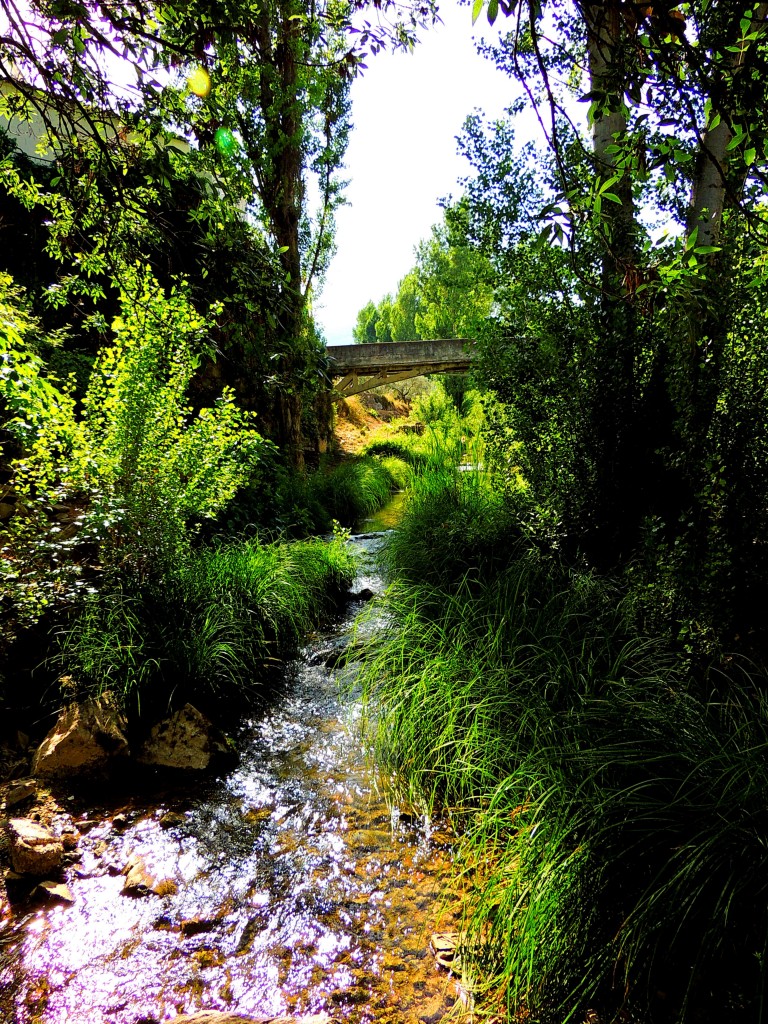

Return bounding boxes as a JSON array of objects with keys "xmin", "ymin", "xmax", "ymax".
[{"xmin": 214, "ymin": 127, "xmax": 238, "ymax": 157}]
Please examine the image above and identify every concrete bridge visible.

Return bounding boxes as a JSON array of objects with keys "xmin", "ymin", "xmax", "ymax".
[{"xmin": 327, "ymin": 339, "xmax": 474, "ymax": 398}]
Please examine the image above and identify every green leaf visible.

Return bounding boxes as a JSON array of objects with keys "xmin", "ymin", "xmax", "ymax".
[
  {"xmin": 745, "ymin": 147, "xmax": 757, "ymax": 166},
  {"xmin": 487, "ymin": 0, "xmax": 499, "ymax": 25},
  {"xmin": 472, "ymin": 0, "xmax": 484, "ymax": 23},
  {"xmin": 597, "ymin": 175, "xmax": 619, "ymax": 194}
]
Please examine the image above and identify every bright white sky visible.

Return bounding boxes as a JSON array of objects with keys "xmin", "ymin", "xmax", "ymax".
[{"xmin": 315, "ymin": 0, "xmax": 525, "ymax": 345}]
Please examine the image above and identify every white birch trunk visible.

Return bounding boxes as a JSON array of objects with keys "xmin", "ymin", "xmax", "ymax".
[{"xmin": 687, "ymin": 4, "xmax": 768, "ymax": 249}]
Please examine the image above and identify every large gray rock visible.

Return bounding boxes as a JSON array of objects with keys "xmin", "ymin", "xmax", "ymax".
[
  {"xmin": 137, "ymin": 704, "xmax": 229, "ymax": 771},
  {"xmin": 7, "ymin": 818, "xmax": 64, "ymax": 875},
  {"xmin": 32, "ymin": 693, "xmax": 129, "ymax": 778}
]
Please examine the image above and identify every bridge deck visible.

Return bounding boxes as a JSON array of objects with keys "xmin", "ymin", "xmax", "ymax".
[{"xmin": 328, "ymin": 339, "xmax": 473, "ymax": 397}]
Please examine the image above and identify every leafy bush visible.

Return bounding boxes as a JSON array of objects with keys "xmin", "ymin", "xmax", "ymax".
[{"xmin": 1, "ymin": 267, "xmax": 272, "ymax": 620}]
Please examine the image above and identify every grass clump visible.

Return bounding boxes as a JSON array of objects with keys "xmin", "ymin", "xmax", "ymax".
[
  {"xmin": 362, "ymin": 436, "xmax": 428, "ymax": 469},
  {"xmin": 57, "ymin": 534, "xmax": 356, "ymax": 720},
  {"xmin": 357, "ymin": 467, "xmax": 768, "ymax": 1023},
  {"xmin": 309, "ymin": 456, "xmax": 399, "ymax": 525},
  {"xmin": 216, "ymin": 454, "xmax": 409, "ymax": 537}
]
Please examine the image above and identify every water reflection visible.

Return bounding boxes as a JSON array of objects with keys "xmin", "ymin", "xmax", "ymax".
[{"xmin": 1, "ymin": 534, "xmax": 461, "ymax": 1024}]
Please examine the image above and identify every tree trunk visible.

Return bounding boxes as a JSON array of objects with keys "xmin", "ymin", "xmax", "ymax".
[
  {"xmin": 580, "ymin": 1, "xmax": 641, "ymax": 564},
  {"xmin": 250, "ymin": 0, "xmax": 308, "ymax": 467}
]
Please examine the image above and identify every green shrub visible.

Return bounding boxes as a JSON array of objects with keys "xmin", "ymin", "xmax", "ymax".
[{"xmin": 2, "ymin": 266, "xmax": 272, "ymax": 621}]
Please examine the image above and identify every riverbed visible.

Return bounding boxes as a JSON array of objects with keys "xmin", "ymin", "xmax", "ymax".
[{"xmin": 0, "ymin": 532, "xmax": 462, "ymax": 1024}]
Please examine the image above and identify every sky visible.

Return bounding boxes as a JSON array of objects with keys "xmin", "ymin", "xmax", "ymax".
[{"xmin": 315, "ymin": 0, "xmax": 522, "ymax": 346}]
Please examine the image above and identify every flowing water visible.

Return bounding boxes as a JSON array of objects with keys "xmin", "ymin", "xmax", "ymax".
[{"xmin": 0, "ymin": 531, "xmax": 463, "ymax": 1024}]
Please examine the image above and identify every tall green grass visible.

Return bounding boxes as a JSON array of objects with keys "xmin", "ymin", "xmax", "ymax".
[
  {"xmin": 308, "ymin": 456, "xmax": 401, "ymax": 525},
  {"xmin": 56, "ymin": 535, "xmax": 356, "ymax": 719},
  {"xmin": 218, "ymin": 455, "xmax": 410, "ymax": 536},
  {"xmin": 357, "ymin": 466, "xmax": 768, "ymax": 1022}
]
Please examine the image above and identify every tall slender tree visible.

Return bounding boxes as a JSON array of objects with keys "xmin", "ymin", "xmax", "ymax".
[{"xmin": 472, "ymin": 0, "xmax": 768, "ymax": 566}]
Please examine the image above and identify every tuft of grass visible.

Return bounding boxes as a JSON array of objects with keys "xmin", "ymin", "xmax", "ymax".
[
  {"xmin": 362, "ymin": 436, "xmax": 427, "ymax": 469},
  {"xmin": 383, "ymin": 461, "xmax": 524, "ymax": 589},
  {"xmin": 55, "ymin": 535, "xmax": 356, "ymax": 719},
  {"xmin": 307, "ymin": 456, "xmax": 399, "ymax": 526},
  {"xmin": 378, "ymin": 455, "xmax": 413, "ymax": 491}
]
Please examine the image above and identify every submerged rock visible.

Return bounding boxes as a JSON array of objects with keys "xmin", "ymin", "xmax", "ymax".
[
  {"xmin": 137, "ymin": 704, "xmax": 230, "ymax": 771},
  {"xmin": 121, "ymin": 853, "xmax": 177, "ymax": 897},
  {"xmin": 7, "ymin": 818, "xmax": 64, "ymax": 876},
  {"xmin": 32, "ymin": 693, "xmax": 130, "ymax": 778}
]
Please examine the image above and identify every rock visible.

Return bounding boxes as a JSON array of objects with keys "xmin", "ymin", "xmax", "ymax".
[
  {"xmin": 73, "ymin": 819, "xmax": 98, "ymax": 833},
  {"xmin": 36, "ymin": 880, "xmax": 74, "ymax": 903},
  {"xmin": 159, "ymin": 811, "xmax": 186, "ymax": 829},
  {"xmin": 137, "ymin": 704, "xmax": 230, "ymax": 771},
  {"xmin": 7, "ymin": 818, "xmax": 64, "ymax": 876},
  {"xmin": 3, "ymin": 778, "xmax": 38, "ymax": 809},
  {"xmin": 430, "ymin": 931, "xmax": 462, "ymax": 973},
  {"xmin": 349, "ymin": 588, "xmax": 375, "ymax": 602},
  {"xmin": 179, "ymin": 916, "xmax": 220, "ymax": 937},
  {"xmin": 121, "ymin": 854, "xmax": 176, "ymax": 897},
  {"xmin": 60, "ymin": 830, "xmax": 78, "ymax": 852},
  {"xmin": 31, "ymin": 694, "xmax": 130, "ymax": 778},
  {"xmin": 121, "ymin": 854, "xmax": 157, "ymax": 896}
]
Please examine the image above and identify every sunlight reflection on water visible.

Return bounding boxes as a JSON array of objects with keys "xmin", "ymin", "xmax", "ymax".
[{"xmin": 2, "ymin": 531, "xmax": 462, "ymax": 1024}]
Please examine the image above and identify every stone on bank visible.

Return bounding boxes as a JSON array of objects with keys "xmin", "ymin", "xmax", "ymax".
[{"xmin": 32, "ymin": 692, "xmax": 130, "ymax": 777}]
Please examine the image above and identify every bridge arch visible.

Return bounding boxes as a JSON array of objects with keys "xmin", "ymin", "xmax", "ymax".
[{"xmin": 327, "ymin": 339, "xmax": 474, "ymax": 398}]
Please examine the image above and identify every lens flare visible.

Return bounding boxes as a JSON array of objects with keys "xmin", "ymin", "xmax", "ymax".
[
  {"xmin": 214, "ymin": 127, "xmax": 238, "ymax": 157},
  {"xmin": 188, "ymin": 66, "xmax": 211, "ymax": 98}
]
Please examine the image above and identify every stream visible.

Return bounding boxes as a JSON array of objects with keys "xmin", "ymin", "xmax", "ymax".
[{"xmin": 0, "ymin": 525, "xmax": 462, "ymax": 1024}]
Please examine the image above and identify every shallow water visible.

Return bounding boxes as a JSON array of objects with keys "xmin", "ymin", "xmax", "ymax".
[
  {"xmin": 360, "ymin": 492, "xmax": 408, "ymax": 533},
  {"xmin": 0, "ymin": 533, "xmax": 462, "ymax": 1024}
]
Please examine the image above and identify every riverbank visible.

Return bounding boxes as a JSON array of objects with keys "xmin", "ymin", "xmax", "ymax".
[{"xmin": 356, "ymin": 450, "xmax": 768, "ymax": 1024}]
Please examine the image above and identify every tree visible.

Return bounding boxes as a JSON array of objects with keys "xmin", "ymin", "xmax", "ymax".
[
  {"xmin": 0, "ymin": 0, "xmax": 438, "ymax": 463},
  {"xmin": 413, "ymin": 199, "xmax": 494, "ymax": 339},
  {"xmin": 465, "ymin": 0, "xmax": 768, "ymax": 642},
  {"xmin": 352, "ymin": 298, "xmax": 380, "ymax": 342},
  {"xmin": 390, "ymin": 269, "xmax": 421, "ymax": 340},
  {"xmin": 352, "ymin": 200, "xmax": 494, "ymax": 352}
]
